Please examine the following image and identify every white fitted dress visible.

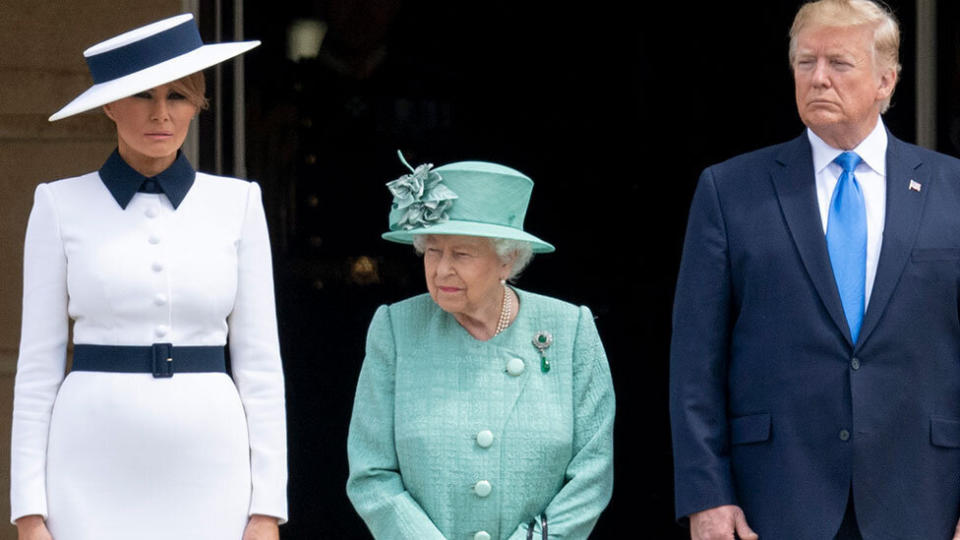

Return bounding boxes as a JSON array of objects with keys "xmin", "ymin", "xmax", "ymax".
[{"xmin": 10, "ymin": 165, "xmax": 288, "ymax": 539}]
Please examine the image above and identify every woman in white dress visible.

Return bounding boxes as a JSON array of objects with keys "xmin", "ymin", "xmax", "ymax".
[{"xmin": 10, "ymin": 14, "xmax": 287, "ymax": 540}]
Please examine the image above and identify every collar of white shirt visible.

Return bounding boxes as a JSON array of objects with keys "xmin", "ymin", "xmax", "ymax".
[{"xmin": 807, "ymin": 117, "xmax": 888, "ymax": 176}]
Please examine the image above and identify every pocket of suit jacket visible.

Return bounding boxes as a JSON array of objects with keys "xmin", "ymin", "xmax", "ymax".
[
  {"xmin": 930, "ymin": 416, "xmax": 960, "ymax": 448},
  {"xmin": 910, "ymin": 248, "xmax": 960, "ymax": 262}
]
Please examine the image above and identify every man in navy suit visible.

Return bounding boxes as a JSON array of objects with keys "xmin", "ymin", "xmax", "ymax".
[{"xmin": 670, "ymin": 1, "xmax": 960, "ymax": 539}]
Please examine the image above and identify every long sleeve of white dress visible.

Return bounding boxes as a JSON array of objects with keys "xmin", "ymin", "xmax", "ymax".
[
  {"xmin": 10, "ymin": 184, "xmax": 69, "ymax": 522},
  {"xmin": 228, "ymin": 182, "xmax": 289, "ymax": 522}
]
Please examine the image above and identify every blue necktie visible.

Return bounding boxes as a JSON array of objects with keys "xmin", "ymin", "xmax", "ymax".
[{"xmin": 826, "ymin": 151, "xmax": 866, "ymax": 342}]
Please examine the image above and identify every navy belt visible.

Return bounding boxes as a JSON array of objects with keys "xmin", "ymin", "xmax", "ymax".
[{"xmin": 72, "ymin": 343, "xmax": 226, "ymax": 378}]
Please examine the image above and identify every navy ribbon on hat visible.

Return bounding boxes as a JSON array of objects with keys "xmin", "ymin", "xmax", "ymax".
[{"xmin": 85, "ymin": 19, "xmax": 203, "ymax": 84}]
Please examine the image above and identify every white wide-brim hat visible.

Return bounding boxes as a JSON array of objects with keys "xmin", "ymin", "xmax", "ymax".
[{"xmin": 49, "ymin": 13, "xmax": 259, "ymax": 121}]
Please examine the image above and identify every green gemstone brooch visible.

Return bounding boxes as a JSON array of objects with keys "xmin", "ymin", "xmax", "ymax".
[{"xmin": 532, "ymin": 331, "xmax": 553, "ymax": 373}]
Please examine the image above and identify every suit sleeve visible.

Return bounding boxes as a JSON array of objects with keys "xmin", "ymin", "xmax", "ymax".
[
  {"xmin": 669, "ymin": 167, "xmax": 738, "ymax": 520},
  {"xmin": 10, "ymin": 184, "xmax": 69, "ymax": 523},
  {"xmin": 227, "ymin": 181, "xmax": 289, "ymax": 523},
  {"xmin": 507, "ymin": 305, "xmax": 616, "ymax": 540},
  {"xmin": 346, "ymin": 305, "xmax": 446, "ymax": 540}
]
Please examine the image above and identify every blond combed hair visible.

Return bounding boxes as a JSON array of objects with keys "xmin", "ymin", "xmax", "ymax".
[
  {"xmin": 788, "ymin": 0, "xmax": 901, "ymax": 113},
  {"xmin": 169, "ymin": 71, "xmax": 210, "ymax": 111}
]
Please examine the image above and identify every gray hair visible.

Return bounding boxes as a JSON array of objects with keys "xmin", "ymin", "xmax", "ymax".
[
  {"xmin": 788, "ymin": 0, "xmax": 901, "ymax": 114},
  {"xmin": 412, "ymin": 235, "xmax": 535, "ymax": 281}
]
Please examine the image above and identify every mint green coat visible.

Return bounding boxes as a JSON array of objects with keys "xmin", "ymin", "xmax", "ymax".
[{"xmin": 347, "ymin": 289, "xmax": 615, "ymax": 539}]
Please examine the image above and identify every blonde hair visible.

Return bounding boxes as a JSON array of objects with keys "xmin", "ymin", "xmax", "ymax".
[
  {"xmin": 788, "ymin": 0, "xmax": 901, "ymax": 113},
  {"xmin": 169, "ymin": 71, "xmax": 209, "ymax": 111}
]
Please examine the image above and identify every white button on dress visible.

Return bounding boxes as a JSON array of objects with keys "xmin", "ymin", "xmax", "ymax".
[
  {"xmin": 474, "ymin": 480, "xmax": 492, "ymax": 497},
  {"xmin": 476, "ymin": 430, "xmax": 494, "ymax": 448},
  {"xmin": 506, "ymin": 358, "xmax": 525, "ymax": 376},
  {"xmin": 474, "ymin": 531, "xmax": 491, "ymax": 540}
]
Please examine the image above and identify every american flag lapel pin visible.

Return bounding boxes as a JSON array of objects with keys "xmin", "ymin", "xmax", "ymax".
[{"xmin": 909, "ymin": 179, "xmax": 922, "ymax": 192}]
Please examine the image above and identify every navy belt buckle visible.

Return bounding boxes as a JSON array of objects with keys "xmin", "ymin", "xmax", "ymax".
[{"xmin": 152, "ymin": 343, "xmax": 174, "ymax": 378}]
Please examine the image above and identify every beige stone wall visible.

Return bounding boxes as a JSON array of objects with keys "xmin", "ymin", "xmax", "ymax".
[{"xmin": 0, "ymin": 2, "xmax": 179, "ymax": 534}]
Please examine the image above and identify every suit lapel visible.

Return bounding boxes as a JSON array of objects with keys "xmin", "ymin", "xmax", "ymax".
[
  {"xmin": 856, "ymin": 135, "xmax": 926, "ymax": 347},
  {"xmin": 771, "ymin": 134, "xmax": 854, "ymax": 345}
]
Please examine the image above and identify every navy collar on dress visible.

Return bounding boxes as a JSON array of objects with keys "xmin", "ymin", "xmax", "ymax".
[{"xmin": 98, "ymin": 149, "xmax": 196, "ymax": 209}]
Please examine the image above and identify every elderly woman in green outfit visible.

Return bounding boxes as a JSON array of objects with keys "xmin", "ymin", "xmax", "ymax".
[{"xmin": 346, "ymin": 154, "xmax": 616, "ymax": 540}]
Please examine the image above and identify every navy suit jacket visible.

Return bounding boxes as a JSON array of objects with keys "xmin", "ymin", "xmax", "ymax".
[{"xmin": 670, "ymin": 131, "xmax": 960, "ymax": 539}]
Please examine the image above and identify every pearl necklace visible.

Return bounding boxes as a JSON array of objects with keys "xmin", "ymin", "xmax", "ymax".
[{"xmin": 494, "ymin": 285, "xmax": 512, "ymax": 336}]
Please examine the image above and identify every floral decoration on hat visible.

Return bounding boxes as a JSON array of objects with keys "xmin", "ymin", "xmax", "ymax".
[{"xmin": 387, "ymin": 151, "xmax": 458, "ymax": 231}]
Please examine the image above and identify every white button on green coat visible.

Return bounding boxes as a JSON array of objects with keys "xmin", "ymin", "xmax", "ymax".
[
  {"xmin": 474, "ymin": 531, "xmax": 491, "ymax": 540},
  {"xmin": 506, "ymin": 358, "xmax": 525, "ymax": 376},
  {"xmin": 476, "ymin": 430, "xmax": 494, "ymax": 448},
  {"xmin": 474, "ymin": 480, "xmax": 492, "ymax": 497}
]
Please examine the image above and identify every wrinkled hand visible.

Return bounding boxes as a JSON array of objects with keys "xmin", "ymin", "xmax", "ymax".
[
  {"xmin": 690, "ymin": 505, "xmax": 758, "ymax": 540},
  {"xmin": 242, "ymin": 514, "xmax": 280, "ymax": 540},
  {"xmin": 16, "ymin": 515, "xmax": 53, "ymax": 540}
]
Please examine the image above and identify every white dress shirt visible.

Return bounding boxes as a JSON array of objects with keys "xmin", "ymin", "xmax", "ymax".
[{"xmin": 808, "ymin": 118, "xmax": 887, "ymax": 309}]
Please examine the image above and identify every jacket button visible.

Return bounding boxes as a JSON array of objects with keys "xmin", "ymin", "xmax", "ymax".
[
  {"xmin": 474, "ymin": 532, "xmax": 491, "ymax": 540},
  {"xmin": 506, "ymin": 358, "xmax": 525, "ymax": 376},
  {"xmin": 474, "ymin": 480, "xmax": 492, "ymax": 497},
  {"xmin": 476, "ymin": 430, "xmax": 494, "ymax": 448},
  {"xmin": 851, "ymin": 357, "xmax": 861, "ymax": 370},
  {"xmin": 839, "ymin": 429, "xmax": 850, "ymax": 441}
]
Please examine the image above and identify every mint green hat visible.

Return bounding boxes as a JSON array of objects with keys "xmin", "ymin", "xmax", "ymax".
[{"xmin": 382, "ymin": 152, "xmax": 555, "ymax": 253}]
